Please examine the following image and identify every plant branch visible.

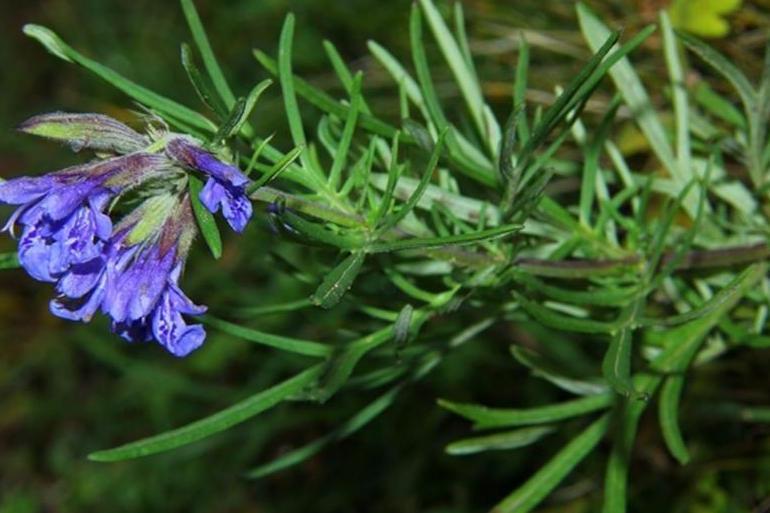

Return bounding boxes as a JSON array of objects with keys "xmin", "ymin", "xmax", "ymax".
[{"xmin": 251, "ymin": 187, "xmax": 770, "ymax": 277}]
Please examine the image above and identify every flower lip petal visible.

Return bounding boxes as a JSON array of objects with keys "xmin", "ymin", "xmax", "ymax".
[
  {"xmin": 152, "ymin": 285, "xmax": 206, "ymax": 357},
  {"xmin": 18, "ymin": 223, "xmax": 56, "ymax": 282},
  {"xmin": 56, "ymin": 257, "xmax": 105, "ymax": 299},
  {"xmin": 50, "ymin": 271, "xmax": 107, "ymax": 322},
  {"xmin": 221, "ymin": 189, "xmax": 253, "ymax": 233},
  {"xmin": 198, "ymin": 178, "xmax": 252, "ymax": 232},
  {"xmin": 167, "ymin": 279, "xmax": 207, "ymax": 316},
  {"xmin": 199, "ymin": 177, "xmax": 225, "ymax": 214},
  {"xmin": 18, "ymin": 181, "xmax": 96, "ymax": 225},
  {"xmin": 166, "ymin": 325, "xmax": 206, "ymax": 357},
  {"xmin": 0, "ymin": 175, "xmax": 54, "ymax": 205}
]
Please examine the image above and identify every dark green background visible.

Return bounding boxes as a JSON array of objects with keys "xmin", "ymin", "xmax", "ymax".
[{"xmin": 1, "ymin": 1, "xmax": 769, "ymax": 512}]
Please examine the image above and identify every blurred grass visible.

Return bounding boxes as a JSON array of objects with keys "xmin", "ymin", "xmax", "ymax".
[{"xmin": 1, "ymin": 1, "xmax": 769, "ymax": 512}]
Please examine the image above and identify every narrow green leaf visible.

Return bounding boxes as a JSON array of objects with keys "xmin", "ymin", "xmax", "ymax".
[
  {"xmin": 410, "ymin": 4, "xmax": 450, "ymax": 134},
  {"xmin": 661, "ymin": 12, "xmax": 691, "ymax": 180},
  {"xmin": 303, "ymin": 316, "xmax": 419, "ymax": 403},
  {"xmin": 322, "ymin": 40, "xmax": 359, "ymax": 101},
  {"xmin": 510, "ymin": 346, "xmax": 609, "ymax": 396},
  {"xmin": 367, "ymin": 40, "xmax": 430, "ymax": 121},
  {"xmin": 677, "ymin": 31, "xmax": 756, "ymax": 114},
  {"xmin": 180, "ymin": 43, "xmax": 227, "ymax": 117},
  {"xmin": 517, "ymin": 30, "xmax": 619, "ymax": 174},
  {"xmin": 255, "ymin": 49, "xmax": 399, "ymax": 140},
  {"xmin": 408, "ymin": 4, "xmax": 496, "ymax": 186},
  {"xmin": 202, "ymin": 316, "xmax": 331, "ymax": 357},
  {"xmin": 503, "ymin": 26, "xmax": 649, "ymax": 215},
  {"xmin": 311, "ymin": 252, "xmax": 366, "ymax": 309},
  {"xmin": 274, "ymin": 210, "xmax": 365, "ymax": 250},
  {"xmin": 233, "ymin": 298, "xmax": 312, "ymax": 318},
  {"xmin": 492, "ymin": 415, "xmax": 610, "ymax": 513},
  {"xmin": 438, "ymin": 394, "xmax": 613, "ymax": 429},
  {"xmin": 180, "ymin": 0, "xmax": 236, "ymax": 108},
  {"xmin": 369, "ymin": 172, "xmax": 501, "ymax": 226},
  {"xmin": 603, "ymin": 299, "xmax": 644, "ymax": 397},
  {"xmin": 188, "ymin": 176, "xmax": 222, "ymax": 259},
  {"xmin": 251, "ymin": 186, "xmax": 359, "ymax": 228},
  {"xmin": 646, "ymin": 178, "xmax": 699, "ymax": 278},
  {"xmin": 453, "ymin": 2, "xmax": 476, "ymax": 76},
  {"xmin": 247, "ymin": 145, "xmax": 303, "ymax": 193},
  {"xmin": 659, "ymin": 375, "xmax": 690, "ymax": 464},
  {"xmin": 511, "ymin": 270, "xmax": 637, "ymax": 307},
  {"xmin": 651, "ymin": 281, "xmax": 752, "ymax": 328},
  {"xmin": 386, "ymin": 270, "xmax": 448, "ymax": 304},
  {"xmin": 694, "ymin": 82, "xmax": 746, "ymax": 128},
  {"xmin": 368, "ymin": 223, "xmax": 520, "ymax": 253},
  {"xmin": 446, "ymin": 425, "xmax": 555, "ymax": 456},
  {"xmin": 398, "ymin": 78, "xmax": 410, "ymax": 120},
  {"xmin": 329, "ymin": 73, "xmax": 362, "ymax": 190},
  {"xmin": 602, "ymin": 327, "xmax": 634, "ymax": 395},
  {"xmin": 88, "ymin": 364, "xmax": 324, "ymax": 461},
  {"xmin": 516, "ymin": 293, "xmax": 618, "ymax": 333},
  {"xmin": 394, "ymin": 304, "xmax": 415, "ymax": 348},
  {"xmin": 353, "ymin": 139, "xmax": 377, "ymax": 209},
  {"xmin": 419, "ymin": 0, "xmax": 499, "ymax": 155},
  {"xmin": 212, "ymin": 79, "xmax": 272, "ymax": 143},
  {"xmin": 514, "ymin": 35, "xmax": 530, "ymax": 143},
  {"xmin": 403, "ymin": 119, "xmax": 434, "ymax": 152},
  {"xmin": 580, "ymin": 96, "xmax": 620, "ymax": 226},
  {"xmin": 278, "ymin": 14, "xmax": 315, "ymax": 175},
  {"xmin": 24, "ymin": 24, "xmax": 215, "ymax": 133},
  {"xmin": 498, "ymin": 110, "xmax": 519, "ymax": 184},
  {"xmin": 379, "ymin": 130, "xmax": 446, "ymax": 232},
  {"xmin": 247, "ymin": 386, "xmax": 400, "ymax": 479},
  {"xmin": 577, "ymin": 5, "xmax": 679, "ymax": 185},
  {"xmin": 212, "ymin": 97, "xmax": 247, "ymax": 143},
  {"xmin": 370, "ymin": 133, "xmax": 402, "ymax": 226}
]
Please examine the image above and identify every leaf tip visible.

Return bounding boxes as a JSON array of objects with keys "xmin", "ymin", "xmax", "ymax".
[
  {"xmin": 23, "ymin": 24, "xmax": 73, "ymax": 63},
  {"xmin": 86, "ymin": 450, "xmax": 113, "ymax": 463}
]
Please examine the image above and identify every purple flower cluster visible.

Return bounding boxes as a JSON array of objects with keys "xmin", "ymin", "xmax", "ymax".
[{"xmin": 0, "ymin": 112, "xmax": 253, "ymax": 356}]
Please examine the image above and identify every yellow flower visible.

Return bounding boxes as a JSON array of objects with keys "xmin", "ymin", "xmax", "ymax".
[{"xmin": 669, "ymin": 0, "xmax": 742, "ymax": 38}]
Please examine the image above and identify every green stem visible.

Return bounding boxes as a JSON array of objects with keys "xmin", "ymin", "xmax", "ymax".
[{"xmin": 249, "ymin": 187, "xmax": 770, "ymax": 276}]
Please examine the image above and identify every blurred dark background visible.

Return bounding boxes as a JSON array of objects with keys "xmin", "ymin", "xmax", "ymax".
[{"xmin": 1, "ymin": 1, "xmax": 770, "ymax": 512}]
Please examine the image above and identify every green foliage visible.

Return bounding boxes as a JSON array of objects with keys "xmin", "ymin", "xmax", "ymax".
[
  {"xmin": 6, "ymin": 0, "xmax": 770, "ymax": 511},
  {"xmin": 188, "ymin": 175, "xmax": 223, "ymax": 259}
]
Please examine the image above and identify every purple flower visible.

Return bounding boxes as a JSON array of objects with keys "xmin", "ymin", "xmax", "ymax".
[
  {"xmin": 166, "ymin": 137, "xmax": 253, "ymax": 232},
  {"xmin": 0, "ymin": 153, "xmax": 167, "ymax": 282},
  {"xmin": 105, "ymin": 246, "xmax": 207, "ymax": 357},
  {"xmin": 51, "ymin": 194, "xmax": 207, "ymax": 357},
  {"xmin": 0, "ymin": 111, "xmax": 255, "ymax": 357}
]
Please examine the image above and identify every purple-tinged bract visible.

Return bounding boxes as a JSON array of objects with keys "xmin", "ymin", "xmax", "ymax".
[{"xmin": 18, "ymin": 112, "xmax": 147, "ymax": 154}]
